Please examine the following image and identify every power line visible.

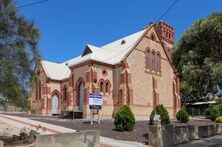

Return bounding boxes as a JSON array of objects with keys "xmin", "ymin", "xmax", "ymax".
[
  {"xmin": 16, "ymin": 0, "xmax": 49, "ymax": 9},
  {"xmin": 157, "ymin": 0, "xmax": 179, "ymax": 22}
]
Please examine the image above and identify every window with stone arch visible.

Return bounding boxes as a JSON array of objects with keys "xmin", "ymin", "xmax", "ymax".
[
  {"xmin": 152, "ymin": 50, "xmax": 155, "ymax": 71},
  {"xmin": 156, "ymin": 52, "xmax": 161, "ymax": 73},
  {"xmin": 105, "ymin": 80, "xmax": 111, "ymax": 95},
  {"xmin": 63, "ymin": 85, "xmax": 67, "ymax": 101},
  {"xmin": 145, "ymin": 48, "xmax": 150, "ymax": 70},
  {"xmin": 99, "ymin": 80, "xmax": 104, "ymax": 94},
  {"xmin": 150, "ymin": 33, "xmax": 156, "ymax": 41},
  {"xmin": 36, "ymin": 80, "xmax": 41, "ymax": 100},
  {"xmin": 38, "ymin": 81, "xmax": 41, "ymax": 100}
]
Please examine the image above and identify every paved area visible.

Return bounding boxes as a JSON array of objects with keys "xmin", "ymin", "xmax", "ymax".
[
  {"xmin": 175, "ymin": 135, "xmax": 222, "ymax": 147},
  {"xmin": 4, "ymin": 113, "xmax": 149, "ymax": 144},
  {"xmin": 0, "ymin": 114, "xmax": 148, "ymax": 147},
  {"xmin": 0, "ymin": 121, "xmax": 20, "ymax": 137},
  {"xmin": 0, "ymin": 114, "xmax": 75, "ymax": 134},
  {"xmin": 100, "ymin": 136, "xmax": 147, "ymax": 147}
]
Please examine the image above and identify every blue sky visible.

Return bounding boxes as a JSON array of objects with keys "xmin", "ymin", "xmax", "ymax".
[{"xmin": 15, "ymin": 0, "xmax": 222, "ymax": 63}]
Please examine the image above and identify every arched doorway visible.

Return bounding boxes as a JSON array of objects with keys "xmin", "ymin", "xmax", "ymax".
[
  {"xmin": 52, "ymin": 93, "xmax": 59, "ymax": 114},
  {"xmin": 78, "ymin": 82, "xmax": 84, "ymax": 111}
]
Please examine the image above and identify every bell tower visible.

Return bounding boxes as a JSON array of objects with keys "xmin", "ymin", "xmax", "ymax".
[{"xmin": 155, "ymin": 21, "xmax": 175, "ymax": 59}]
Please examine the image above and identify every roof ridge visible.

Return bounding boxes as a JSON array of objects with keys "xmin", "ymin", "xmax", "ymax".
[
  {"xmin": 101, "ymin": 29, "xmax": 146, "ymax": 49},
  {"xmin": 61, "ymin": 28, "xmax": 147, "ymax": 67}
]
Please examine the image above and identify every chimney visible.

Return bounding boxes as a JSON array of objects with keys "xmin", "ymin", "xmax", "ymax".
[{"xmin": 155, "ymin": 21, "xmax": 175, "ymax": 59}]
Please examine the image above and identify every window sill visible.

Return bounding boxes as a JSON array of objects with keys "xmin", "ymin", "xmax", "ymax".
[
  {"xmin": 99, "ymin": 92, "xmax": 110, "ymax": 96},
  {"xmin": 145, "ymin": 69, "xmax": 162, "ymax": 76},
  {"xmin": 105, "ymin": 93, "xmax": 110, "ymax": 96}
]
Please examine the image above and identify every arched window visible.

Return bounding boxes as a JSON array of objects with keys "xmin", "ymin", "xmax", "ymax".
[
  {"xmin": 35, "ymin": 81, "xmax": 41, "ymax": 100},
  {"xmin": 38, "ymin": 82, "xmax": 41, "ymax": 99},
  {"xmin": 63, "ymin": 85, "xmax": 67, "ymax": 101},
  {"xmin": 152, "ymin": 51, "xmax": 155, "ymax": 71},
  {"xmin": 151, "ymin": 35, "xmax": 155, "ymax": 41},
  {"xmin": 36, "ymin": 88, "xmax": 38, "ymax": 100},
  {"xmin": 105, "ymin": 82, "xmax": 109, "ymax": 93},
  {"xmin": 36, "ymin": 82, "xmax": 38, "ymax": 100},
  {"xmin": 100, "ymin": 80, "xmax": 104, "ymax": 93},
  {"xmin": 145, "ymin": 50, "xmax": 150, "ymax": 70},
  {"xmin": 156, "ymin": 52, "xmax": 161, "ymax": 73},
  {"xmin": 150, "ymin": 33, "xmax": 156, "ymax": 41},
  {"xmin": 76, "ymin": 78, "xmax": 85, "ymax": 111}
]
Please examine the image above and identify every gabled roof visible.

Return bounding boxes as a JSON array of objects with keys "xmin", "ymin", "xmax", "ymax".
[
  {"xmin": 41, "ymin": 25, "xmax": 153, "ymax": 81},
  {"xmin": 63, "ymin": 29, "xmax": 147, "ymax": 67},
  {"xmin": 40, "ymin": 22, "xmax": 178, "ymax": 81},
  {"xmin": 41, "ymin": 60, "xmax": 71, "ymax": 81}
]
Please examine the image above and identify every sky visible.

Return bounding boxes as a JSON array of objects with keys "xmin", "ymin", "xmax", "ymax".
[{"xmin": 14, "ymin": 0, "xmax": 222, "ymax": 63}]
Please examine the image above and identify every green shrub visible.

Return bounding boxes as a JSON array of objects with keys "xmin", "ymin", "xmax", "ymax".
[
  {"xmin": 114, "ymin": 105, "xmax": 135, "ymax": 131},
  {"xmin": 215, "ymin": 116, "xmax": 222, "ymax": 123},
  {"xmin": 149, "ymin": 104, "xmax": 170, "ymax": 125},
  {"xmin": 19, "ymin": 128, "xmax": 39, "ymax": 144},
  {"xmin": 176, "ymin": 107, "xmax": 189, "ymax": 123},
  {"xmin": 205, "ymin": 105, "xmax": 219, "ymax": 121},
  {"xmin": 215, "ymin": 104, "xmax": 222, "ymax": 115}
]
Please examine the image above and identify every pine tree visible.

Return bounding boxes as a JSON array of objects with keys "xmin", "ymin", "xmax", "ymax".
[{"xmin": 0, "ymin": 0, "xmax": 41, "ymax": 110}]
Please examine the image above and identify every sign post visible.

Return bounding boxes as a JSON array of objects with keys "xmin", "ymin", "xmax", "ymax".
[{"xmin": 89, "ymin": 93, "xmax": 102, "ymax": 125}]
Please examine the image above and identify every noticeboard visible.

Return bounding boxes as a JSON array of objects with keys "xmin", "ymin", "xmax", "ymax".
[{"xmin": 89, "ymin": 93, "xmax": 102, "ymax": 110}]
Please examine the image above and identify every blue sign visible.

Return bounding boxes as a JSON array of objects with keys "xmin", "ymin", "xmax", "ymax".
[{"xmin": 89, "ymin": 93, "xmax": 103, "ymax": 110}]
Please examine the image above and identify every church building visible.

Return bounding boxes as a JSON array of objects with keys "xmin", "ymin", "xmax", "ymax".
[{"xmin": 29, "ymin": 21, "xmax": 181, "ymax": 119}]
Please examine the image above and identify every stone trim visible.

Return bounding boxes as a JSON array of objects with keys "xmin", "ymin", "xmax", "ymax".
[{"xmin": 69, "ymin": 60, "xmax": 120, "ymax": 70}]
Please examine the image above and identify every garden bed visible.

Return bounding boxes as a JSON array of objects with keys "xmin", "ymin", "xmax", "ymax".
[
  {"xmin": 2, "ymin": 113, "xmax": 219, "ymax": 145},
  {"xmin": 32, "ymin": 118, "xmax": 149, "ymax": 145}
]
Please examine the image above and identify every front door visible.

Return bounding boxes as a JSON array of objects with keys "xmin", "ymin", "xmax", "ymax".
[
  {"xmin": 52, "ymin": 94, "xmax": 59, "ymax": 114},
  {"xmin": 79, "ymin": 82, "xmax": 84, "ymax": 111}
]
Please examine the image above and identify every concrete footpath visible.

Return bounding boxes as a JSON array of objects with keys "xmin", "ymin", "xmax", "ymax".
[
  {"xmin": 0, "ymin": 114, "xmax": 148, "ymax": 147},
  {"xmin": 0, "ymin": 114, "xmax": 75, "ymax": 134},
  {"xmin": 100, "ymin": 136, "xmax": 147, "ymax": 147},
  {"xmin": 175, "ymin": 135, "xmax": 222, "ymax": 147}
]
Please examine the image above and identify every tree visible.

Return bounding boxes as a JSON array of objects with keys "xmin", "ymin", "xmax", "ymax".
[
  {"xmin": 172, "ymin": 12, "xmax": 222, "ymax": 105},
  {"xmin": 0, "ymin": 0, "xmax": 41, "ymax": 109},
  {"xmin": 0, "ymin": 97, "xmax": 7, "ymax": 111}
]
